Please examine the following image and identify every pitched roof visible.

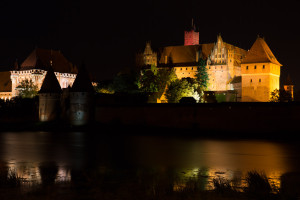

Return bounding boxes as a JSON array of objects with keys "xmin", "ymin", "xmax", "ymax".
[
  {"xmin": 71, "ymin": 64, "xmax": 94, "ymax": 93},
  {"xmin": 0, "ymin": 71, "xmax": 12, "ymax": 92},
  {"xmin": 241, "ymin": 37, "xmax": 282, "ymax": 66},
  {"xmin": 229, "ymin": 76, "xmax": 241, "ymax": 84},
  {"xmin": 158, "ymin": 44, "xmax": 214, "ymax": 66},
  {"xmin": 39, "ymin": 66, "xmax": 62, "ymax": 93},
  {"xmin": 20, "ymin": 48, "xmax": 78, "ymax": 73}
]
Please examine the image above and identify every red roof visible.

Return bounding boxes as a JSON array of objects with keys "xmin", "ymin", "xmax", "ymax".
[
  {"xmin": 20, "ymin": 48, "xmax": 78, "ymax": 73},
  {"xmin": 241, "ymin": 37, "xmax": 282, "ymax": 66}
]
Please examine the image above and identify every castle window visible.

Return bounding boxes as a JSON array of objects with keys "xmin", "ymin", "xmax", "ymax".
[
  {"xmin": 250, "ymin": 79, "xmax": 252, "ymax": 83},
  {"xmin": 246, "ymin": 66, "xmax": 248, "ymax": 70},
  {"xmin": 259, "ymin": 79, "xmax": 261, "ymax": 82},
  {"xmin": 263, "ymin": 65, "xmax": 265, "ymax": 69},
  {"xmin": 254, "ymin": 65, "xmax": 257, "ymax": 69}
]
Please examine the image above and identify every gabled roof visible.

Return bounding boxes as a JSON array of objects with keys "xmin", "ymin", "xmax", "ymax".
[
  {"xmin": 20, "ymin": 48, "xmax": 78, "ymax": 73},
  {"xmin": 158, "ymin": 44, "xmax": 214, "ymax": 65},
  {"xmin": 0, "ymin": 71, "xmax": 12, "ymax": 92},
  {"xmin": 39, "ymin": 66, "xmax": 62, "ymax": 93},
  {"xmin": 241, "ymin": 37, "xmax": 282, "ymax": 66},
  {"xmin": 71, "ymin": 64, "xmax": 94, "ymax": 93}
]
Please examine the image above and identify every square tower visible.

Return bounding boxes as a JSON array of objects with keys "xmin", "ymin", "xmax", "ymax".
[{"xmin": 241, "ymin": 37, "xmax": 282, "ymax": 102}]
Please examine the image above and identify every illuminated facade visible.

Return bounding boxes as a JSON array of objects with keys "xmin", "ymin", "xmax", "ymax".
[
  {"xmin": 241, "ymin": 37, "xmax": 282, "ymax": 102},
  {"xmin": 0, "ymin": 48, "xmax": 77, "ymax": 99},
  {"xmin": 157, "ymin": 34, "xmax": 247, "ymax": 101},
  {"xmin": 143, "ymin": 41, "xmax": 157, "ymax": 66},
  {"xmin": 141, "ymin": 29, "xmax": 282, "ymax": 102}
]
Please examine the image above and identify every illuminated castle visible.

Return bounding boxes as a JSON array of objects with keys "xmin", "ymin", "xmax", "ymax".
[
  {"xmin": 0, "ymin": 48, "xmax": 77, "ymax": 100},
  {"xmin": 141, "ymin": 26, "xmax": 283, "ymax": 102}
]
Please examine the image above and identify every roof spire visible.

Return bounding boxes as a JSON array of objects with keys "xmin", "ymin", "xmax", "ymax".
[
  {"xmin": 50, "ymin": 49, "xmax": 53, "ymax": 67},
  {"xmin": 14, "ymin": 59, "xmax": 19, "ymax": 70}
]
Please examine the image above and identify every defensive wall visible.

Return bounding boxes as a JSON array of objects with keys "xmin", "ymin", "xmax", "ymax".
[{"xmin": 95, "ymin": 102, "xmax": 300, "ymax": 134}]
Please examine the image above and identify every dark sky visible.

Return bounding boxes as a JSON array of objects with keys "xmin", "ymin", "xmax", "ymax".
[{"xmin": 0, "ymin": 0, "xmax": 299, "ymax": 89}]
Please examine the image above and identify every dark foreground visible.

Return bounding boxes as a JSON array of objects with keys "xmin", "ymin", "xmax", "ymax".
[{"xmin": 0, "ymin": 169, "xmax": 299, "ymax": 200}]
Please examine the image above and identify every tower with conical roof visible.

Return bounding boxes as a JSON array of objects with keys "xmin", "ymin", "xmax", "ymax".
[
  {"xmin": 241, "ymin": 37, "xmax": 282, "ymax": 102},
  {"xmin": 69, "ymin": 63, "xmax": 94, "ymax": 126},
  {"xmin": 38, "ymin": 65, "xmax": 62, "ymax": 122}
]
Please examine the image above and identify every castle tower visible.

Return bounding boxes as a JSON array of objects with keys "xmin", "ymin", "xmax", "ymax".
[
  {"xmin": 283, "ymin": 75, "xmax": 294, "ymax": 101},
  {"xmin": 143, "ymin": 41, "xmax": 157, "ymax": 66},
  {"xmin": 241, "ymin": 37, "xmax": 282, "ymax": 102},
  {"xmin": 69, "ymin": 63, "xmax": 94, "ymax": 126},
  {"xmin": 39, "ymin": 66, "xmax": 62, "ymax": 122},
  {"xmin": 184, "ymin": 19, "xmax": 199, "ymax": 46}
]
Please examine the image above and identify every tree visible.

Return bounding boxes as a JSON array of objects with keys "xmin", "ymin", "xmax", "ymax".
[
  {"xmin": 195, "ymin": 58, "xmax": 209, "ymax": 90},
  {"xmin": 165, "ymin": 78, "xmax": 200, "ymax": 103},
  {"xmin": 137, "ymin": 68, "xmax": 177, "ymax": 99},
  {"xmin": 16, "ymin": 79, "xmax": 38, "ymax": 98},
  {"xmin": 111, "ymin": 70, "xmax": 139, "ymax": 93},
  {"xmin": 194, "ymin": 58, "xmax": 209, "ymax": 102},
  {"xmin": 138, "ymin": 69, "xmax": 158, "ymax": 93},
  {"xmin": 270, "ymin": 89, "xmax": 292, "ymax": 102}
]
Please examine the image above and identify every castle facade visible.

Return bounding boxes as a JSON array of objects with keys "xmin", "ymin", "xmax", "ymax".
[
  {"xmin": 0, "ymin": 48, "xmax": 77, "ymax": 100},
  {"xmin": 141, "ymin": 27, "xmax": 283, "ymax": 102}
]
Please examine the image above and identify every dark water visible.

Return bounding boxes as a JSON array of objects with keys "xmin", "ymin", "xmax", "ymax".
[{"xmin": 0, "ymin": 131, "xmax": 300, "ymax": 190}]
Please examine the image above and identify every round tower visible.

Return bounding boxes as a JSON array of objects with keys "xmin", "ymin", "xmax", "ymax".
[
  {"xmin": 39, "ymin": 66, "xmax": 62, "ymax": 122},
  {"xmin": 69, "ymin": 64, "xmax": 94, "ymax": 126}
]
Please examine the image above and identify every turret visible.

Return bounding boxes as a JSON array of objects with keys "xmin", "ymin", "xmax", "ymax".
[
  {"xmin": 184, "ymin": 19, "xmax": 199, "ymax": 46},
  {"xmin": 69, "ymin": 63, "xmax": 94, "ymax": 126},
  {"xmin": 283, "ymin": 75, "xmax": 294, "ymax": 101},
  {"xmin": 39, "ymin": 66, "xmax": 62, "ymax": 122}
]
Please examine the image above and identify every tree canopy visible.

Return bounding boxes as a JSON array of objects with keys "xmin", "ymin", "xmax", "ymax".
[
  {"xmin": 16, "ymin": 79, "xmax": 38, "ymax": 98},
  {"xmin": 165, "ymin": 78, "xmax": 200, "ymax": 103}
]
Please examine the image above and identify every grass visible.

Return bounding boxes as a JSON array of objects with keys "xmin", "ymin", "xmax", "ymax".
[{"xmin": 0, "ymin": 168, "xmax": 299, "ymax": 199}]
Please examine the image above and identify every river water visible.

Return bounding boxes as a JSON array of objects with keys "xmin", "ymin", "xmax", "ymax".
[{"xmin": 0, "ymin": 131, "xmax": 300, "ymax": 191}]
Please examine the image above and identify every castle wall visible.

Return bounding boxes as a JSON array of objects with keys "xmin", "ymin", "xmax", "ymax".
[
  {"xmin": 95, "ymin": 103, "xmax": 300, "ymax": 133},
  {"xmin": 10, "ymin": 70, "xmax": 76, "ymax": 97},
  {"xmin": 174, "ymin": 66, "xmax": 197, "ymax": 79},
  {"xmin": 70, "ymin": 92, "xmax": 94, "ymax": 126},
  {"xmin": 241, "ymin": 63, "xmax": 280, "ymax": 102},
  {"xmin": 39, "ymin": 93, "xmax": 61, "ymax": 122},
  {"xmin": 207, "ymin": 65, "xmax": 230, "ymax": 91}
]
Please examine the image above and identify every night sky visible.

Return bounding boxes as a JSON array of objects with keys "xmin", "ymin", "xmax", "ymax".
[{"xmin": 0, "ymin": 0, "xmax": 299, "ymax": 90}]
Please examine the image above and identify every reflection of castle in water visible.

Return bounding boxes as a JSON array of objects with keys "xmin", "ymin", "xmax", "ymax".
[
  {"xmin": 173, "ymin": 167, "xmax": 283, "ymax": 191},
  {"xmin": 0, "ymin": 132, "xmax": 298, "ymax": 191}
]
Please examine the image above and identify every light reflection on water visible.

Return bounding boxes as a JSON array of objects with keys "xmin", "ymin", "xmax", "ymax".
[{"xmin": 0, "ymin": 132, "xmax": 299, "ymax": 191}]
